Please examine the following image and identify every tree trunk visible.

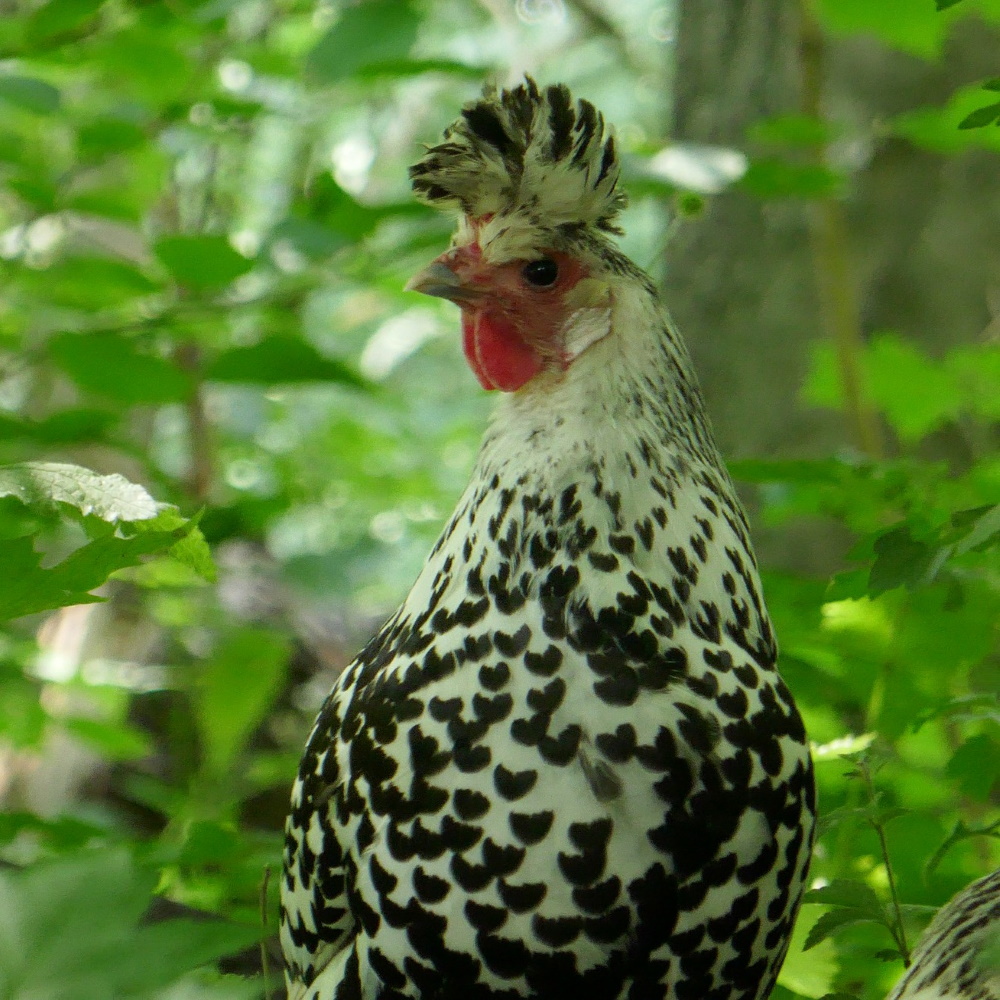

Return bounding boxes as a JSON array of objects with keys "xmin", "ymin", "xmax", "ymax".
[{"xmin": 665, "ymin": 0, "xmax": 1000, "ymax": 571}]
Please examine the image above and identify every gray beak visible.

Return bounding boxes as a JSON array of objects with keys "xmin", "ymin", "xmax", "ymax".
[{"xmin": 405, "ymin": 260, "xmax": 483, "ymax": 304}]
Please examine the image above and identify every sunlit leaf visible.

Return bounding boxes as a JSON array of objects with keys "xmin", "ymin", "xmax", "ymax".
[
  {"xmin": 0, "ymin": 468, "xmax": 208, "ymax": 619},
  {"xmin": 0, "ymin": 462, "xmax": 160, "ymax": 522},
  {"xmin": 127, "ymin": 508, "xmax": 216, "ymax": 583},
  {"xmin": 777, "ymin": 905, "xmax": 840, "ymax": 997},
  {"xmin": 867, "ymin": 335, "xmax": 962, "ymax": 440}
]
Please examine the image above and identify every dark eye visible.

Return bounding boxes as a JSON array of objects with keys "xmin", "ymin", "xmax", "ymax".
[{"xmin": 522, "ymin": 257, "xmax": 559, "ymax": 287}]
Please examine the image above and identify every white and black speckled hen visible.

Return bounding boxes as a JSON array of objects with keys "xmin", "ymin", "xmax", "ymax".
[{"xmin": 280, "ymin": 78, "xmax": 816, "ymax": 1000}]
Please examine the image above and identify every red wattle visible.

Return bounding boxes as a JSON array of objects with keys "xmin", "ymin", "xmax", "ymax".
[{"xmin": 461, "ymin": 312, "xmax": 543, "ymax": 392}]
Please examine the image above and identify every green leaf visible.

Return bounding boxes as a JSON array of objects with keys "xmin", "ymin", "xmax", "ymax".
[
  {"xmin": 0, "ymin": 479, "xmax": 208, "ymax": 621},
  {"xmin": 804, "ymin": 879, "xmax": 886, "ymax": 918},
  {"xmin": 0, "ymin": 848, "xmax": 259, "ymax": 999},
  {"xmin": 23, "ymin": 256, "xmax": 159, "ymax": 310},
  {"xmin": 0, "ymin": 811, "xmax": 105, "ymax": 853},
  {"xmin": 777, "ymin": 905, "xmax": 840, "ymax": 998},
  {"xmin": 78, "ymin": 117, "xmax": 147, "ymax": 159},
  {"xmin": 867, "ymin": 335, "xmax": 962, "ymax": 440},
  {"xmin": 194, "ymin": 628, "xmax": 291, "ymax": 775},
  {"xmin": 353, "ymin": 57, "xmax": 487, "ymax": 81},
  {"xmin": 869, "ymin": 525, "xmax": 934, "ymax": 594},
  {"xmin": 24, "ymin": 0, "xmax": 104, "ymax": 46},
  {"xmin": 50, "ymin": 332, "xmax": 192, "ymax": 405},
  {"xmin": 946, "ymin": 733, "xmax": 1000, "ymax": 799},
  {"xmin": 126, "ymin": 507, "xmax": 216, "ymax": 583},
  {"xmin": 802, "ymin": 333, "xmax": 963, "ymax": 441},
  {"xmin": 739, "ymin": 159, "xmax": 843, "ymax": 199},
  {"xmin": 749, "ymin": 114, "xmax": 831, "ymax": 148},
  {"xmin": 729, "ymin": 458, "xmax": 844, "ymax": 485},
  {"xmin": 936, "ymin": 0, "xmax": 966, "ymax": 8},
  {"xmin": 0, "ymin": 462, "xmax": 160, "ymax": 522},
  {"xmin": 206, "ymin": 335, "xmax": 369, "ymax": 388},
  {"xmin": 0, "ymin": 75, "xmax": 60, "ymax": 114},
  {"xmin": 63, "ymin": 716, "xmax": 152, "ymax": 761},
  {"xmin": 946, "ymin": 343, "xmax": 1000, "ymax": 420},
  {"xmin": 0, "ymin": 409, "xmax": 117, "ymax": 445},
  {"xmin": 0, "ymin": 662, "xmax": 46, "ymax": 747},
  {"xmin": 307, "ymin": 0, "xmax": 420, "ymax": 82},
  {"xmin": 873, "ymin": 806, "xmax": 911, "ymax": 825},
  {"xmin": 176, "ymin": 821, "xmax": 244, "ymax": 867},
  {"xmin": 804, "ymin": 907, "xmax": 884, "ymax": 951},
  {"xmin": 958, "ymin": 100, "xmax": 1000, "ymax": 129},
  {"xmin": 155, "ymin": 235, "xmax": 254, "ymax": 291},
  {"xmin": 0, "ymin": 528, "xmax": 188, "ymax": 621},
  {"xmin": 814, "ymin": 0, "xmax": 945, "ymax": 58},
  {"xmin": 953, "ymin": 504, "xmax": 1000, "ymax": 555},
  {"xmin": 894, "ymin": 84, "xmax": 1000, "ymax": 153},
  {"xmin": 294, "ymin": 172, "xmax": 388, "ymax": 240}
]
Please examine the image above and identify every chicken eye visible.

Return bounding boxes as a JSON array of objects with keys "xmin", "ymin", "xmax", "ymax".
[{"xmin": 522, "ymin": 258, "xmax": 559, "ymax": 287}]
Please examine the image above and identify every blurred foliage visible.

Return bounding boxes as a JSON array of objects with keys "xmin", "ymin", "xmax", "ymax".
[{"xmin": 0, "ymin": 2, "xmax": 995, "ymax": 999}]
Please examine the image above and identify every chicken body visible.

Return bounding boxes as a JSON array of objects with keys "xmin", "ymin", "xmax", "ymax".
[
  {"xmin": 889, "ymin": 868, "xmax": 1000, "ymax": 1000},
  {"xmin": 281, "ymin": 80, "xmax": 815, "ymax": 1000}
]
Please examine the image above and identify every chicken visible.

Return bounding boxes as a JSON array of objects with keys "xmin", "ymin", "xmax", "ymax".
[
  {"xmin": 280, "ymin": 78, "xmax": 815, "ymax": 1000},
  {"xmin": 888, "ymin": 867, "xmax": 1000, "ymax": 1000}
]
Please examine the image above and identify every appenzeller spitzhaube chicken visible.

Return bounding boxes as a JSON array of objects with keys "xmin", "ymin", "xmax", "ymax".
[{"xmin": 280, "ymin": 78, "xmax": 816, "ymax": 1000}]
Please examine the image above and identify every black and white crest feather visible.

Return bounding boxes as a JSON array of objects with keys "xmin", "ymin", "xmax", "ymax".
[{"xmin": 410, "ymin": 78, "xmax": 626, "ymax": 233}]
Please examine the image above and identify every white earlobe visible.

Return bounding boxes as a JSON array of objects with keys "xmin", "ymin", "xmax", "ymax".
[
  {"xmin": 562, "ymin": 304, "xmax": 613, "ymax": 361},
  {"xmin": 562, "ymin": 281, "xmax": 613, "ymax": 361}
]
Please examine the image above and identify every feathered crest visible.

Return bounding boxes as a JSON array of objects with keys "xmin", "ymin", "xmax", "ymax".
[{"xmin": 410, "ymin": 78, "xmax": 626, "ymax": 235}]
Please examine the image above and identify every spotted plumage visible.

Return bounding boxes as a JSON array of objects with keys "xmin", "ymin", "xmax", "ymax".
[
  {"xmin": 281, "ymin": 79, "xmax": 815, "ymax": 1000},
  {"xmin": 888, "ymin": 868, "xmax": 1000, "ymax": 1000}
]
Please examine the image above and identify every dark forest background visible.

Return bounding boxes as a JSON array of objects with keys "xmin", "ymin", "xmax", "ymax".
[{"xmin": 0, "ymin": 1, "xmax": 997, "ymax": 998}]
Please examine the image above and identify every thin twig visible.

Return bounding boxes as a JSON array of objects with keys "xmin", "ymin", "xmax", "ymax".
[{"xmin": 860, "ymin": 758, "xmax": 911, "ymax": 965}]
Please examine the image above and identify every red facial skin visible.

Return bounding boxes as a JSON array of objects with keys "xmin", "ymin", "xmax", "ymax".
[{"xmin": 443, "ymin": 243, "xmax": 588, "ymax": 392}]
